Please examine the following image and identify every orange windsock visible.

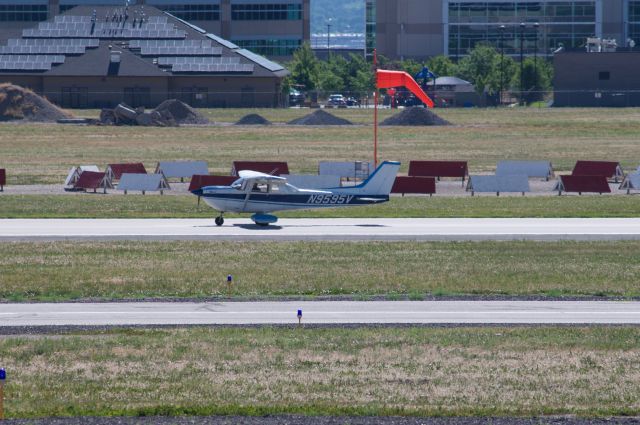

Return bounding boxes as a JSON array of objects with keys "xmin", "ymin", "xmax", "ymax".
[{"xmin": 376, "ymin": 69, "xmax": 434, "ymax": 108}]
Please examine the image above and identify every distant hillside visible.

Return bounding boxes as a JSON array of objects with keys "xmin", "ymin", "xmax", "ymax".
[{"xmin": 311, "ymin": 0, "xmax": 364, "ymax": 34}]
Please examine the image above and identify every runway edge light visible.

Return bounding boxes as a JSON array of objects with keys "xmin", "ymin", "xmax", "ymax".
[
  {"xmin": 0, "ymin": 367, "xmax": 5, "ymax": 420},
  {"xmin": 297, "ymin": 309, "xmax": 302, "ymax": 326},
  {"xmin": 226, "ymin": 275, "xmax": 232, "ymax": 296}
]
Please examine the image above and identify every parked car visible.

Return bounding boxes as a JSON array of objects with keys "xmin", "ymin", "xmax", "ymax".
[
  {"xmin": 345, "ymin": 96, "xmax": 360, "ymax": 107},
  {"xmin": 327, "ymin": 94, "xmax": 347, "ymax": 108},
  {"xmin": 289, "ymin": 89, "xmax": 305, "ymax": 106}
]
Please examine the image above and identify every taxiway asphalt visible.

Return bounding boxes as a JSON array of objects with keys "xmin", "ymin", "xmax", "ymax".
[
  {"xmin": 1, "ymin": 218, "xmax": 640, "ymax": 241},
  {"xmin": 1, "ymin": 301, "xmax": 639, "ymax": 327}
]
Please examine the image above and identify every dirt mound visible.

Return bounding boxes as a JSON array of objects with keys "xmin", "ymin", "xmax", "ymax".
[
  {"xmin": 0, "ymin": 83, "xmax": 73, "ymax": 122},
  {"xmin": 288, "ymin": 109, "xmax": 352, "ymax": 125},
  {"xmin": 380, "ymin": 107, "xmax": 450, "ymax": 126},
  {"xmin": 153, "ymin": 99, "xmax": 208, "ymax": 125},
  {"xmin": 235, "ymin": 113, "xmax": 272, "ymax": 125}
]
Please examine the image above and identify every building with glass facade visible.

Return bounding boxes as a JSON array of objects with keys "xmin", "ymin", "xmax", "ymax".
[
  {"xmin": 367, "ymin": 0, "xmax": 636, "ymax": 60},
  {"xmin": 0, "ymin": 0, "xmax": 309, "ymax": 58}
]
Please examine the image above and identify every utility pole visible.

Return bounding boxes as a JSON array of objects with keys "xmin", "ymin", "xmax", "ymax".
[
  {"xmin": 519, "ymin": 22, "xmax": 525, "ymax": 106},
  {"xmin": 499, "ymin": 24, "xmax": 505, "ymax": 106},
  {"xmin": 327, "ymin": 22, "xmax": 332, "ymax": 60},
  {"xmin": 533, "ymin": 22, "xmax": 540, "ymax": 102}
]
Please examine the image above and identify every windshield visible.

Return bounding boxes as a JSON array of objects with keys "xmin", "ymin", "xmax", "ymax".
[{"xmin": 231, "ymin": 178, "xmax": 245, "ymax": 190}]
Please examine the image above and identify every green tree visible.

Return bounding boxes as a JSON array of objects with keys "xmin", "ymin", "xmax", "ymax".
[
  {"xmin": 350, "ymin": 68, "xmax": 375, "ymax": 98},
  {"xmin": 494, "ymin": 54, "xmax": 516, "ymax": 96},
  {"xmin": 290, "ymin": 42, "xmax": 320, "ymax": 90},
  {"xmin": 399, "ymin": 58, "xmax": 422, "ymax": 77},
  {"xmin": 427, "ymin": 55, "xmax": 458, "ymax": 77},
  {"xmin": 317, "ymin": 69, "xmax": 345, "ymax": 92},
  {"xmin": 456, "ymin": 43, "xmax": 501, "ymax": 95},
  {"xmin": 512, "ymin": 57, "xmax": 553, "ymax": 104}
]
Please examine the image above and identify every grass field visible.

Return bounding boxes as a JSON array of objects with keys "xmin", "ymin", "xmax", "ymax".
[
  {"xmin": 1, "ymin": 240, "xmax": 639, "ymax": 301},
  {"xmin": 3, "ymin": 108, "xmax": 640, "ymax": 184},
  {"xmin": 1, "ymin": 194, "xmax": 639, "ymax": 218},
  {"xmin": 1, "ymin": 326, "xmax": 639, "ymax": 418}
]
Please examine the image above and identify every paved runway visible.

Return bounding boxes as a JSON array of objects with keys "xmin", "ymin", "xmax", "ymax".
[
  {"xmin": 2, "ymin": 218, "xmax": 640, "ymax": 241},
  {"xmin": 1, "ymin": 301, "xmax": 639, "ymax": 326}
]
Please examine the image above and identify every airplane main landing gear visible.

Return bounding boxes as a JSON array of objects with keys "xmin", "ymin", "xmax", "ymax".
[{"xmin": 215, "ymin": 215, "xmax": 224, "ymax": 226}]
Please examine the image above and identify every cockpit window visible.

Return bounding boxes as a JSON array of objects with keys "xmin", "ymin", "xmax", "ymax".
[
  {"xmin": 231, "ymin": 178, "xmax": 244, "ymax": 190},
  {"xmin": 252, "ymin": 182, "xmax": 268, "ymax": 193}
]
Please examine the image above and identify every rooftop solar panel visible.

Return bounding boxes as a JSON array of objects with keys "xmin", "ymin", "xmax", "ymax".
[
  {"xmin": 0, "ymin": 45, "xmax": 86, "ymax": 55},
  {"xmin": 157, "ymin": 56, "xmax": 240, "ymax": 66},
  {"xmin": 0, "ymin": 55, "xmax": 65, "ymax": 64},
  {"xmin": 171, "ymin": 63, "xmax": 253, "ymax": 73},
  {"xmin": 205, "ymin": 34, "xmax": 239, "ymax": 50},
  {"xmin": 130, "ymin": 39, "xmax": 211, "ymax": 49},
  {"xmin": 140, "ymin": 46, "xmax": 222, "ymax": 56},
  {"xmin": 235, "ymin": 49, "xmax": 284, "ymax": 72},
  {"xmin": 0, "ymin": 61, "xmax": 52, "ymax": 71}
]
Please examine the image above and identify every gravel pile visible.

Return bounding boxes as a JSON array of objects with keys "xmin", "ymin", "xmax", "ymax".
[
  {"xmin": 235, "ymin": 113, "xmax": 272, "ymax": 125},
  {"xmin": 0, "ymin": 83, "xmax": 73, "ymax": 122},
  {"xmin": 288, "ymin": 109, "xmax": 352, "ymax": 125},
  {"xmin": 380, "ymin": 107, "xmax": 450, "ymax": 126},
  {"xmin": 153, "ymin": 99, "xmax": 209, "ymax": 125}
]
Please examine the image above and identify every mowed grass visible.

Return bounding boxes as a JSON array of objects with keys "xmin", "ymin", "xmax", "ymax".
[
  {"xmin": 1, "ymin": 194, "xmax": 640, "ymax": 218},
  {"xmin": 1, "ymin": 327, "xmax": 640, "ymax": 418},
  {"xmin": 3, "ymin": 107, "xmax": 640, "ymax": 184},
  {"xmin": 1, "ymin": 240, "xmax": 639, "ymax": 301}
]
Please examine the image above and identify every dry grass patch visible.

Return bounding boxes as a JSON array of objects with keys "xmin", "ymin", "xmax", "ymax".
[
  {"xmin": 3, "ymin": 108, "xmax": 640, "ymax": 184},
  {"xmin": 1, "ymin": 240, "xmax": 639, "ymax": 301},
  {"xmin": 1, "ymin": 327, "xmax": 639, "ymax": 418}
]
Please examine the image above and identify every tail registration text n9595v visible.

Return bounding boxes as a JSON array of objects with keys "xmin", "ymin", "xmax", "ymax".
[{"xmin": 191, "ymin": 161, "xmax": 401, "ymax": 226}]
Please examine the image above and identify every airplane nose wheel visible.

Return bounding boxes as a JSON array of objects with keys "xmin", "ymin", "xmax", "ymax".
[{"xmin": 215, "ymin": 216, "xmax": 224, "ymax": 226}]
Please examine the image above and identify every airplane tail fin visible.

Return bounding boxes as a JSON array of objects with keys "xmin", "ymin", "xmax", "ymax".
[{"xmin": 346, "ymin": 161, "xmax": 400, "ymax": 195}]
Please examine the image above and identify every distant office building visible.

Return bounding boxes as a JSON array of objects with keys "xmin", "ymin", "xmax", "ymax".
[
  {"xmin": 367, "ymin": 0, "xmax": 637, "ymax": 60},
  {"xmin": 554, "ymin": 50, "xmax": 640, "ymax": 106},
  {"xmin": 0, "ymin": 0, "xmax": 310, "ymax": 58},
  {"xmin": 0, "ymin": 4, "xmax": 289, "ymax": 108}
]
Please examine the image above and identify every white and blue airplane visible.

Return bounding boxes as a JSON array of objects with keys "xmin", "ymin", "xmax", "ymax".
[{"xmin": 191, "ymin": 160, "xmax": 401, "ymax": 226}]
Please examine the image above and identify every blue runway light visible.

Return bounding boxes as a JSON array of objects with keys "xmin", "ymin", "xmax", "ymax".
[
  {"xmin": 297, "ymin": 309, "xmax": 302, "ymax": 317},
  {"xmin": 0, "ymin": 369, "xmax": 5, "ymax": 380},
  {"xmin": 227, "ymin": 275, "xmax": 232, "ymax": 283}
]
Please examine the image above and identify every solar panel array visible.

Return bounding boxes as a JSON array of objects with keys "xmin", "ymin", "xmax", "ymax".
[
  {"xmin": 0, "ymin": 55, "xmax": 65, "ymax": 63},
  {"xmin": 0, "ymin": 45, "xmax": 85, "ymax": 54},
  {"xmin": 1, "ymin": 10, "xmax": 284, "ymax": 76},
  {"xmin": 205, "ymin": 33, "xmax": 239, "ymax": 50},
  {"xmin": 172, "ymin": 63, "xmax": 254, "ymax": 73},
  {"xmin": 129, "ymin": 39, "xmax": 211, "ymax": 48},
  {"xmin": 0, "ymin": 54, "xmax": 65, "ymax": 71},
  {"xmin": 8, "ymin": 38, "xmax": 99, "ymax": 48},
  {"xmin": 141, "ymin": 46, "xmax": 222, "ymax": 56},
  {"xmin": 157, "ymin": 56, "xmax": 240, "ymax": 66},
  {"xmin": 236, "ymin": 48, "xmax": 285, "ymax": 72},
  {"xmin": 0, "ymin": 62, "xmax": 52, "ymax": 71},
  {"xmin": 24, "ymin": 19, "xmax": 186, "ymax": 39},
  {"xmin": 55, "ymin": 15, "xmax": 168, "ymax": 24}
]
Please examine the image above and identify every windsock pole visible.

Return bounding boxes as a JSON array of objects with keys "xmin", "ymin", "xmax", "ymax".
[{"xmin": 373, "ymin": 48, "xmax": 378, "ymax": 168}]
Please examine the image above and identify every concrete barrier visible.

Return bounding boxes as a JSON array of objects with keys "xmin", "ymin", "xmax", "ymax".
[
  {"xmin": 466, "ymin": 175, "xmax": 530, "ymax": 196},
  {"xmin": 155, "ymin": 161, "xmax": 208, "ymax": 181},
  {"xmin": 620, "ymin": 173, "xmax": 640, "ymax": 194},
  {"xmin": 572, "ymin": 161, "xmax": 624, "ymax": 182},
  {"xmin": 118, "ymin": 173, "xmax": 170, "ymax": 195},
  {"xmin": 554, "ymin": 175, "xmax": 611, "ymax": 195},
  {"xmin": 496, "ymin": 160, "xmax": 554, "ymax": 180},
  {"xmin": 391, "ymin": 176, "xmax": 436, "ymax": 196}
]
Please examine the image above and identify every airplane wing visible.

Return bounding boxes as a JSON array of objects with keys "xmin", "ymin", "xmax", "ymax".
[{"xmin": 238, "ymin": 170, "xmax": 287, "ymax": 181}]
